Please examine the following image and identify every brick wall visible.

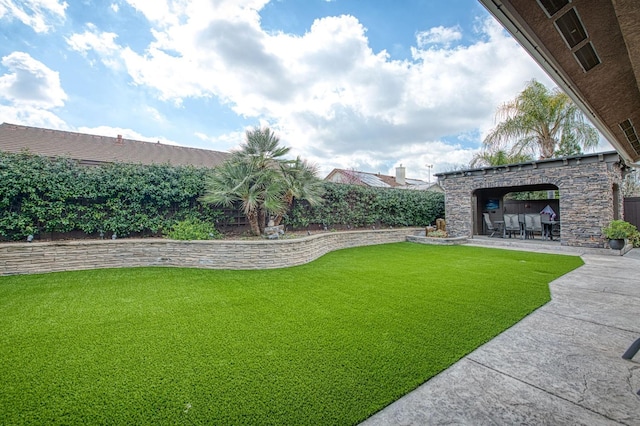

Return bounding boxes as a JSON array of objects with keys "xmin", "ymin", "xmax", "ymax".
[
  {"xmin": 438, "ymin": 152, "xmax": 626, "ymax": 248},
  {"xmin": 0, "ymin": 228, "xmax": 420, "ymax": 276}
]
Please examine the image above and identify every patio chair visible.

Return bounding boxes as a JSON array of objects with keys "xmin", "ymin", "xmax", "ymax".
[
  {"xmin": 524, "ymin": 213, "xmax": 542, "ymax": 239},
  {"xmin": 503, "ymin": 214, "xmax": 521, "ymax": 238},
  {"xmin": 518, "ymin": 214, "xmax": 526, "ymax": 236},
  {"xmin": 483, "ymin": 213, "xmax": 502, "ymax": 237}
]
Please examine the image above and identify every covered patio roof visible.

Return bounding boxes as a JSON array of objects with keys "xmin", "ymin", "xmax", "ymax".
[{"xmin": 478, "ymin": 0, "xmax": 640, "ymax": 166}]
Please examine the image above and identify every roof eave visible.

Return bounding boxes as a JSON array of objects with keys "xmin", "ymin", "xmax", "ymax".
[{"xmin": 478, "ymin": 0, "xmax": 638, "ymax": 167}]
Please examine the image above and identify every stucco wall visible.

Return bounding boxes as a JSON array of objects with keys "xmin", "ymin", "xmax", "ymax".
[
  {"xmin": 438, "ymin": 153, "xmax": 626, "ymax": 248},
  {"xmin": 0, "ymin": 228, "xmax": 420, "ymax": 276}
]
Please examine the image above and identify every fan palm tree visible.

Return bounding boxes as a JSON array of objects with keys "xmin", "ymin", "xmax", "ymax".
[
  {"xmin": 200, "ymin": 159, "xmax": 286, "ymax": 236},
  {"xmin": 484, "ymin": 79, "xmax": 599, "ymax": 160},
  {"xmin": 201, "ymin": 127, "xmax": 324, "ymax": 235},
  {"xmin": 272, "ymin": 157, "xmax": 325, "ymax": 226},
  {"xmin": 470, "ymin": 149, "xmax": 533, "ymax": 168},
  {"xmin": 234, "ymin": 127, "xmax": 290, "ymax": 169}
]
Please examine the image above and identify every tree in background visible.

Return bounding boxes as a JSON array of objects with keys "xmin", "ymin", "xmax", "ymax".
[
  {"xmin": 623, "ymin": 168, "xmax": 640, "ymax": 197},
  {"xmin": 201, "ymin": 127, "xmax": 324, "ymax": 235},
  {"xmin": 469, "ymin": 149, "xmax": 533, "ymax": 168},
  {"xmin": 483, "ymin": 79, "xmax": 599, "ymax": 160}
]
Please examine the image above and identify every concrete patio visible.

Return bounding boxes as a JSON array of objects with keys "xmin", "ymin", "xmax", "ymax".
[{"xmin": 362, "ymin": 243, "xmax": 640, "ymax": 425}]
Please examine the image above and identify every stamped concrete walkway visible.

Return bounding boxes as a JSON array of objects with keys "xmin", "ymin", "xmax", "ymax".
[{"xmin": 362, "ymin": 243, "xmax": 640, "ymax": 425}]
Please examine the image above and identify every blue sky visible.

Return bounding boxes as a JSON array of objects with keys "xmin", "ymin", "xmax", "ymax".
[{"xmin": 0, "ymin": 0, "xmax": 597, "ymax": 180}]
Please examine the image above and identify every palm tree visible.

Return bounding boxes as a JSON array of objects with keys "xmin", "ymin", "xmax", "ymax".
[
  {"xmin": 201, "ymin": 127, "xmax": 324, "ymax": 235},
  {"xmin": 484, "ymin": 79, "xmax": 599, "ymax": 160},
  {"xmin": 234, "ymin": 127, "xmax": 290, "ymax": 168},
  {"xmin": 470, "ymin": 149, "xmax": 533, "ymax": 168},
  {"xmin": 273, "ymin": 157, "xmax": 325, "ymax": 226},
  {"xmin": 200, "ymin": 159, "xmax": 286, "ymax": 236}
]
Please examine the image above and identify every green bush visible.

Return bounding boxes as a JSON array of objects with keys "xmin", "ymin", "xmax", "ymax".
[
  {"xmin": 0, "ymin": 152, "xmax": 223, "ymax": 240},
  {"xmin": 628, "ymin": 228, "xmax": 640, "ymax": 248},
  {"xmin": 602, "ymin": 219, "xmax": 638, "ymax": 240},
  {"xmin": 285, "ymin": 182, "xmax": 445, "ymax": 229},
  {"xmin": 427, "ymin": 229, "xmax": 448, "ymax": 238},
  {"xmin": 164, "ymin": 218, "xmax": 222, "ymax": 240},
  {"xmin": 0, "ymin": 153, "xmax": 444, "ymax": 240}
]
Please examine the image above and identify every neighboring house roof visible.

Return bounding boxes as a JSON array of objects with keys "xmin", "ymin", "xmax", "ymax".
[
  {"xmin": 0, "ymin": 122, "xmax": 230, "ymax": 168},
  {"xmin": 324, "ymin": 168, "xmax": 442, "ymax": 191}
]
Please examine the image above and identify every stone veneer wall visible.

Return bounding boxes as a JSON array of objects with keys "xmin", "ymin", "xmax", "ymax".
[
  {"xmin": 438, "ymin": 153, "xmax": 626, "ymax": 248},
  {"xmin": 0, "ymin": 228, "xmax": 420, "ymax": 276}
]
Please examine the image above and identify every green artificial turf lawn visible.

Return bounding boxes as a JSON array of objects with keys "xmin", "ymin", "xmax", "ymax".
[{"xmin": 0, "ymin": 243, "xmax": 583, "ymax": 425}]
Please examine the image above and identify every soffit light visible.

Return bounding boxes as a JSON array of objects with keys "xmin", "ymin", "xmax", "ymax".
[
  {"xmin": 541, "ymin": 4, "xmax": 602, "ymax": 73},
  {"xmin": 537, "ymin": 0, "xmax": 570, "ymax": 17},
  {"xmin": 555, "ymin": 8, "xmax": 587, "ymax": 48},
  {"xmin": 619, "ymin": 119, "xmax": 640, "ymax": 155},
  {"xmin": 574, "ymin": 42, "xmax": 601, "ymax": 72}
]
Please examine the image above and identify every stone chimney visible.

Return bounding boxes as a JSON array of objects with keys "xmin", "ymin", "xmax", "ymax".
[
  {"xmin": 395, "ymin": 165, "xmax": 406, "ymax": 185},
  {"xmin": 116, "ymin": 134, "xmax": 123, "ymax": 145}
]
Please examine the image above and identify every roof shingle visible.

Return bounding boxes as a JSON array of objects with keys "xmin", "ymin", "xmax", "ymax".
[{"xmin": 0, "ymin": 123, "xmax": 230, "ymax": 168}]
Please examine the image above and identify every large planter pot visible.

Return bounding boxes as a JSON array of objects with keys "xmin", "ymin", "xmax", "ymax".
[{"xmin": 608, "ymin": 238, "xmax": 625, "ymax": 250}]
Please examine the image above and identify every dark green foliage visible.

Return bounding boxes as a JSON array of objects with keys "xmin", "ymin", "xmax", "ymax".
[
  {"xmin": 0, "ymin": 152, "xmax": 222, "ymax": 240},
  {"xmin": 164, "ymin": 217, "xmax": 222, "ymax": 240},
  {"xmin": 285, "ymin": 182, "xmax": 445, "ymax": 228},
  {"xmin": 555, "ymin": 131, "xmax": 583, "ymax": 157},
  {"xmin": 601, "ymin": 219, "xmax": 639, "ymax": 240},
  {"xmin": 0, "ymin": 244, "xmax": 583, "ymax": 424},
  {"xmin": 506, "ymin": 190, "xmax": 559, "ymax": 201},
  {"xmin": 1, "ymin": 152, "xmax": 443, "ymax": 240}
]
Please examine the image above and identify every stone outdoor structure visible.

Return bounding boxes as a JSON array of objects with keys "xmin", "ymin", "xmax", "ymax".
[{"xmin": 436, "ymin": 151, "xmax": 628, "ymax": 248}]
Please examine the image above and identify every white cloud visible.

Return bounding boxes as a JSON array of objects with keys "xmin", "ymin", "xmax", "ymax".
[
  {"xmin": 0, "ymin": 0, "xmax": 67, "ymax": 33},
  {"xmin": 66, "ymin": 2, "xmax": 553, "ymax": 177},
  {"xmin": 110, "ymin": 3, "xmax": 119, "ymax": 13},
  {"xmin": 0, "ymin": 104, "xmax": 67, "ymax": 129},
  {"xmin": 65, "ymin": 24, "xmax": 122, "ymax": 69},
  {"xmin": 76, "ymin": 125, "xmax": 182, "ymax": 146},
  {"xmin": 193, "ymin": 129, "xmax": 246, "ymax": 151},
  {"xmin": 0, "ymin": 51, "xmax": 68, "ymax": 108},
  {"xmin": 142, "ymin": 105, "xmax": 164, "ymax": 122},
  {"xmin": 66, "ymin": 23, "xmax": 119, "ymax": 55},
  {"xmin": 416, "ymin": 25, "xmax": 462, "ymax": 48}
]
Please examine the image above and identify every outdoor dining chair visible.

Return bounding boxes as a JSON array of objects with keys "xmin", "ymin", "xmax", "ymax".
[
  {"xmin": 503, "ymin": 214, "xmax": 521, "ymax": 238},
  {"xmin": 483, "ymin": 213, "xmax": 503, "ymax": 237},
  {"xmin": 524, "ymin": 213, "xmax": 543, "ymax": 239}
]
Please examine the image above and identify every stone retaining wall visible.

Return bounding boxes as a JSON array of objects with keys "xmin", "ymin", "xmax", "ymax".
[{"xmin": 0, "ymin": 228, "xmax": 420, "ymax": 276}]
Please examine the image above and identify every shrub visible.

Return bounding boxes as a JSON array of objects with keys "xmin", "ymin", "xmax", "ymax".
[
  {"xmin": 427, "ymin": 229, "xmax": 448, "ymax": 238},
  {"xmin": 164, "ymin": 218, "xmax": 221, "ymax": 240},
  {"xmin": 602, "ymin": 220, "xmax": 638, "ymax": 240},
  {"xmin": 0, "ymin": 152, "xmax": 224, "ymax": 240},
  {"xmin": 627, "ymin": 228, "xmax": 640, "ymax": 248},
  {"xmin": 285, "ymin": 182, "xmax": 445, "ymax": 229}
]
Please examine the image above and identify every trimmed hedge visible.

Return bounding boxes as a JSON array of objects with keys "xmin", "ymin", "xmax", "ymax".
[
  {"xmin": 285, "ymin": 182, "xmax": 445, "ymax": 229},
  {"xmin": 0, "ymin": 152, "xmax": 444, "ymax": 240},
  {"xmin": 0, "ymin": 152, "xmax": 223, "ymax": 241}
]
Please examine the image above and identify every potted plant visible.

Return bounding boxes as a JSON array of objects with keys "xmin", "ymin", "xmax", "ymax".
[{"xmin": 602, "ymin": 220, "xmax": 637, "ymax": 250}]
